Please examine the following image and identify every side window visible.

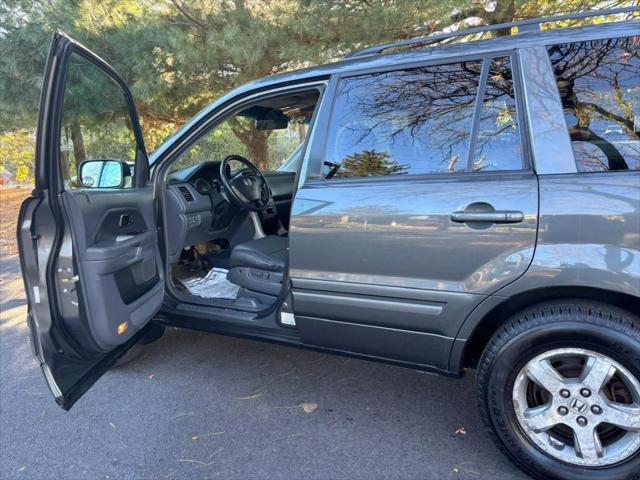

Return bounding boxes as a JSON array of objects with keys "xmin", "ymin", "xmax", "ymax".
[
  {"xmin": 325, "ymin": 61, "xmax": 482, "ymax": 177},
  {"xmin": 60, "ymin": 52, "xmax": 137, "ymax": 189},
  {"xmin": 170, "ymin": 91, "xmax": 319, "ymax": 174},
  {"xmin": 548, "ymin": 36, "xmax": 640, "ymax": 172},
  {"xmin": 323, "ymin": 57, "xmax": 522, "ymax": 179},
  {"xmin": 473, "ymin": 57, "xmax": 522, "ymax": 171}
]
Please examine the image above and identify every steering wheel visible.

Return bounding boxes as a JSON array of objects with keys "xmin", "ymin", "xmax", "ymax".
[{"xmin": 219, "ymin": 155, "xmax": 270, "ymax": 212}]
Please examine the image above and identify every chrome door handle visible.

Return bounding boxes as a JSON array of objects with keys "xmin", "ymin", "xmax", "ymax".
[{"xmin": 450, "ymin": 210, "xmax": 524, "ymax": 224}]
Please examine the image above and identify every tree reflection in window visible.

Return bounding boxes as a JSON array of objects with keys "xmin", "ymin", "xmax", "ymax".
[
  {"xmin": 473, "ymin": 56, "xmax": 522, "ymax": 171},
  {"xmin": 325, "ymin": 61, "xmax": 482, "ymax": 177},
  {"xmin": 548, "ymin": 36, "xmax": 640, "ymax": 172}
]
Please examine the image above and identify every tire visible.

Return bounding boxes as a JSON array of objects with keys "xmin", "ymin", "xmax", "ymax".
[{"xmin": 476, "ymin": 300, "xmax": 640, "ymax": 480}]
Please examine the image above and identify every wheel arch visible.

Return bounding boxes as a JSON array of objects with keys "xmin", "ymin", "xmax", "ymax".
[{"xmin": 458, "ymin": 286, "xmax": 640, "ymax": 371}]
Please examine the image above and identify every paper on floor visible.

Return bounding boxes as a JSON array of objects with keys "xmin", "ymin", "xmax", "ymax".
[{"xmin": 179, "ymin": 267, "xmax": 240, "ymax": 299}]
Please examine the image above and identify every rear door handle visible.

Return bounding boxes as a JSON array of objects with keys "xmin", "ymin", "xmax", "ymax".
[{"xmin": 450, "ymin": 210, "xmax": 524, "ymax": 224}]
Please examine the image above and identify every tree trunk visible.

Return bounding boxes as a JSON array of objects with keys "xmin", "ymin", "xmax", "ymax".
[
  {"xmin": 245, "ymin": 132, "xmax": 270, "ymax": 171},
  {"xmin": 491, "ymin": 0, "xmax": 516, "ymax": 36},
  {"xmin": 70, "ymin": 122, "xmax": 86, "ymax": 164},
  {"xmin": 230, "ymin": 118, "xmax": 272, "ymax": 170},
  {"xmin": 298, "ymin": 123, "xmax": 307, "ymax": 143},
  {"xmin": 60, "ymin": 126, "xmax": 71, "ymax": 182}
]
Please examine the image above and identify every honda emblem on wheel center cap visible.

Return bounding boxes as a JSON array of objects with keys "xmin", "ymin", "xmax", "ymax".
[{"xmin": 569, "ymin": 397, "xmax": 588, "ymax": 414}]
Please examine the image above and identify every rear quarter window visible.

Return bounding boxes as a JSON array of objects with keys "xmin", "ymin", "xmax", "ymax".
[{"xmin": 547, "ymin": 36, "xmax": 640, "ymax": 172}]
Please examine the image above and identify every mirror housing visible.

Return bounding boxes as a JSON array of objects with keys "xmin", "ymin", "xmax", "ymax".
[{"xmin": 78, "ymin": 160, "xmax": 132, "ymax": 188}]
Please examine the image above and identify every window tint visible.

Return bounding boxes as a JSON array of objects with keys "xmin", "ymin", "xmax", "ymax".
[
  {"xmin": 60, "ymin": 52, "xmax": 137, "ymax": 189},
  {"xmin": 473, "ymin": 57, "xmax": 522, "ymax": 171},
  {"xmin": 325, "ymin": 61, "xmax": 482, "ymax": 177},
  {"xmin": 548, "ymin": 36, "xmax": 640, "ymax": 172}
]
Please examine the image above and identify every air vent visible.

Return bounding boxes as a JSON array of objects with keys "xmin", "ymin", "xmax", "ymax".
[{"xmin": 178, "ymin": 186, "xmax": 194, "ymax": 202}]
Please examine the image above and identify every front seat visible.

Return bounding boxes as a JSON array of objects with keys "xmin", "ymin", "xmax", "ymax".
[
  {"xmin": 230, "ymin": 235, "xmax": 286, "ymax": 271},
  {"xmin": 227, "ymin": 236, "xmax": 287, "ymax": 296}
]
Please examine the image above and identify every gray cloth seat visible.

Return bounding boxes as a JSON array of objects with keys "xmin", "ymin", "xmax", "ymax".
[{"xmin": 229, "ymin": 235, "xmax": 287, "ymax": 272}]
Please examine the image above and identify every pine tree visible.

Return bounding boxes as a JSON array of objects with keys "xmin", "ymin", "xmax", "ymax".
[{"xmin": 336, "ymin": 150, "xmax": 408, "ymax": 177}]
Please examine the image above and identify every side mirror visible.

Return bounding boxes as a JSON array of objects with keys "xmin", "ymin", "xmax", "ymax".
[{"xmin": 78, "ymin": 160, "xmax": 132, "ymax": 188}]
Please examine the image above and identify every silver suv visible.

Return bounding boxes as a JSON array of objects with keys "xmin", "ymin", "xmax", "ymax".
[{"xmin": 18, "ymin": 8, "xmax": 640, "ymax": 480}]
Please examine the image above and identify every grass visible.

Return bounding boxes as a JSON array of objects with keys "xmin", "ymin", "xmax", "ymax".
[{"xmin": 0, "ymin": 187, "xmax": 31, "ymax": 255}]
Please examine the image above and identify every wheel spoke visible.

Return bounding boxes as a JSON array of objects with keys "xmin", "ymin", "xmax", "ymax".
[
  {"xmin": 601, "ymin": 402, "xmax": 640, "ymax": 431},
  {"xmin": 522, "ymin": 404, "xmax": 560, "ymax": 432},
  {"xmin": 525, "ymin": 359, "xmax": 566, "ymax": 393},
  {"xmin": 573, "ymin": 427, "xmax": 604, "ymax": 461},
  {"xmin": 581, "ymin": 355, "xmax": 616, "ymax": 393}
]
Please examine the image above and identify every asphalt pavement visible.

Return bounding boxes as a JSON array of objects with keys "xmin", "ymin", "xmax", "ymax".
[{"xmin": 0, "ymin": 252, "xmax": 527, "ymax": 479}]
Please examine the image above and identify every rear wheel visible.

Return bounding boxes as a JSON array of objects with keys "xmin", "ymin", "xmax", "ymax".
[{"xmin": 476, "ymin": 301, "xmax": 640, "ymax": 480}]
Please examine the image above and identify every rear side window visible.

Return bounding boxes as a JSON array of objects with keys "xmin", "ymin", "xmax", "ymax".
[
  {"xmin": 548, "ymin": 37, "xmax": 640, "ymax": 172},
  {"xmin": 323, "ymin": 56, "xmax": 522, "ymax": 178},
  {"xmin": 473, "ymin": 57, "xmax": 521, "ymax": 171}
]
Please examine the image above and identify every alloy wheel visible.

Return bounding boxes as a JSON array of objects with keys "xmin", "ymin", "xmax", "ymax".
[{"xmin": 512, "ymin": 347, "xmax": 640, "ymax": 467}]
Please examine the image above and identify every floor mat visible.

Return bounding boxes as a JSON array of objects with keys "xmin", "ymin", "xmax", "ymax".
[{"xmin": 178, "ymin": 267, "xmax": 240, "ymax": 299}]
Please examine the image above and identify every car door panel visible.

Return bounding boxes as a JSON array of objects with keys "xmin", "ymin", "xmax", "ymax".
[
  {"xmin": 294, "ymin": 316, "xmax": 454, "ymax": 372},
  {"xmin": 289, "ymin": 173, "xmax": 538, "ymax": 369},
  {"xmin": 291, "ymin": 277, "xmax": 481, "ymax": 338},
  {"xmin": 287, "ymin": 52, "xmax": 538, "ymax": 370},
  {"xmin": 61, "ymin": 189, "xmax": 163, "ymax": 350},
  {"xmin": 18, "ymin": 32, "xmax": 163, "ymax": 409},
  {"xmin": 290, "ymin": 173, "xmax": 537, "ymax": 293}
]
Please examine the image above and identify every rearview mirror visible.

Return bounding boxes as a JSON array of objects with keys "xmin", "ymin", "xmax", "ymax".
[
  {"xmin": 254, "ymin": 117, "xmax": 288, "ymax": 130},
  {"xmin": 78, "ymin": 160, "xmax": 132, "ymax": 188}
]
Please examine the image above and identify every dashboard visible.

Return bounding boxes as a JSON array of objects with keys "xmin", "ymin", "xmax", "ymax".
[
  {"xmin": 163, "ymin": 161, "xmax": 297, "ymax": 264},
  {"xmin": 164, "ymin": 162, "xmax": 238, "ymax": 263},
  {"xmin": 168, "ymin": 161, "xmax": 228, "ymax": 192}
]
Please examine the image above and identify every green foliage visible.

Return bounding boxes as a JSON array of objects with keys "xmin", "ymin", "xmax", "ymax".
[
  {"xmin": 0, "ymin": 0, "xmax": 636, "ymax": 183},
  {"xmin": 336, "ymin": 149, "xmax": 408, "ymax": 177},
  {"xmin": 0, "ymin": 130, "xmax": 35, "ymax": 184},
  {"xmin": 15, "ymin": 164, "xmax": 31, "ymax": 182},
  {"xmin": 171, "ymin": 121, "xmax": 248, "ymax": 171}
]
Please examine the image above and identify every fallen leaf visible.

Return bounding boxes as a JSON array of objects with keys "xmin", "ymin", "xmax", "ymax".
[
  {"xmin": 300, "ymin": 402, "xmax": 318, "ymax": 413},
  {"xmin": 454, "ymin": 426, "xmax": 467, "ymax": 436},
  {"xmin": 148, "ymin": 374, "xmax": 155, "ymax": 380}
]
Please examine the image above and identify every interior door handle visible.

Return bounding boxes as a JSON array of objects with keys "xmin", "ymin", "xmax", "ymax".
[
  {"xmin": 450, "ymin": 210, "xmax": 524, "ymax": 224},
  {"xmin": 118, "ymin": 214, "xmax": 133, "ymax": 228}
]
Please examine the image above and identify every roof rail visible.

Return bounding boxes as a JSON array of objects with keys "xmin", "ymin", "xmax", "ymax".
[{"xmin": 344, "ymin": 6, "xmax": 640, "ymax": 59}]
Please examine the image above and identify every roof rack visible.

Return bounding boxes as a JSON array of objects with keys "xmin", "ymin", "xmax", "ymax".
[{"xmin": 345, "ymin": 6, "xmax": 640, "ymax": 59}]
